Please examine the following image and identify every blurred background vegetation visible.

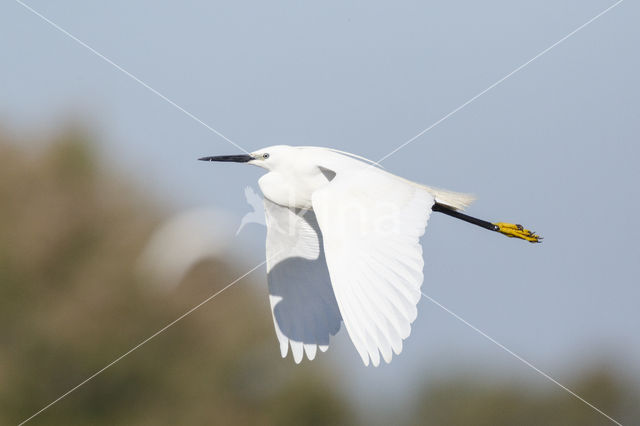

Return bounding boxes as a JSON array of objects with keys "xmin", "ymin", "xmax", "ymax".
[{"xmin": 1, "ymin": 128, "xmax": 638, "ymax": 425}]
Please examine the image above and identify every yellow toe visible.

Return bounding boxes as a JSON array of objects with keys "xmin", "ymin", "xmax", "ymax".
[{"xmin": 493, "ymin": 222, "xmax": 542, "ymax": 243}]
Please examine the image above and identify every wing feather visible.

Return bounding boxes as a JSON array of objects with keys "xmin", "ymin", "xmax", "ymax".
[
  {"xmin": 264, "ymin": 198, "xmax": 341, "ymax": 363},
  {"xmin": 312, "ymin": 168, "xmax": 434, "ymax": 366}
]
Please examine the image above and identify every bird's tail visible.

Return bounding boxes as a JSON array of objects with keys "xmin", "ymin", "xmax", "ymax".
[{"xmin": 423, "ymin": 186, "xmax": 476, "ymax": 211}]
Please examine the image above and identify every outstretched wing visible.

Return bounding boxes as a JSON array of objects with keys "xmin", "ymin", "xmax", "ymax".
[
  {"xmin": 312, "ymin": 168, "xmax": 434, "ymax": 366},
  {"xmin": 264, "ymin": 198, "xmax": 342, "ymax": 363}
]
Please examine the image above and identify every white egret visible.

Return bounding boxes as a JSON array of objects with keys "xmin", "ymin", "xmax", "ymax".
[{"xmin": 200, "ymin": 146, "xmax": 541, "ymax": 366}]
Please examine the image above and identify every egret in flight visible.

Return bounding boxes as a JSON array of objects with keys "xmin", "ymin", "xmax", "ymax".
[{"xmin": 200, "ymin": 146, "xmax": 541, "ymax": 366}]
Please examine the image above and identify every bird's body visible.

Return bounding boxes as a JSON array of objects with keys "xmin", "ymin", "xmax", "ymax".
[
  {"xmin": 200, "ymin": 145, "xmax": 540, "ymax": 366},
  {"xmin": 257, "ymin": 146, "xmax": 472, "ymax": 210}
]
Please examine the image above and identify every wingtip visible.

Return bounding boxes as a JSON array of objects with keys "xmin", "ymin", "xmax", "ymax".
[
  {"xmin": 291, "ymin": 341, "xmax": 304, "ymax": 364},
  {"xmin": 359, "ymin": 352, "xmax": 370, "ymax": 367},
  {"xmin": 280, "ymin": 341, "xmax": 289, "ymax": 358},
  {"xmin": 304, "ymin": 344, "xmax": 317, "ymax": 361}
]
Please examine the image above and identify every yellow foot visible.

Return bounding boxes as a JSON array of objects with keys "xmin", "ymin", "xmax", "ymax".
[{"xmin": 493, "ymin": 222, "xmax": 543, "ymax": 243}]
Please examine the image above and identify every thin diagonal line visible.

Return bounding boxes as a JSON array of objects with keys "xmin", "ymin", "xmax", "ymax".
[
  {"xmin": 421, "ymin": 292, "xmax": 622, "ymax": 425},
  {"xmin": 18, "ymin": 259, "xmax": 268, "ymax": 426},
  {"xmin": 14, "ymin": 0, "xmax": 249, "ymax": 155},
  {"xmin": 376, "ymin": 0, "xmax": 624, "ymax": 165}
]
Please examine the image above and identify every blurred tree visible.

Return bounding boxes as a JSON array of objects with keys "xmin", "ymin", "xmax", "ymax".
[
  {"xmin": 1, "ymin": 128, "xmax": 637, "ymax": 426},
  {"xmin": 411, "ymin": 369, "xmax": 639, "ymax": 426},
  {"xmin": 0, "ymin": 130, "xmax": 354, "ymax": 426}
]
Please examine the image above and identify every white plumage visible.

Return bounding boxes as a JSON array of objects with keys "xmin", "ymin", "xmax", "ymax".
[{"xmin": 202, "ymin": 146, "xmax": 474, "ymax": 366}]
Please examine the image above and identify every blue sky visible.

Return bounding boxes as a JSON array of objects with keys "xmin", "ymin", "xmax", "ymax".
[{"xmin": 2, "ymin": 0, "xmax": 639, "ymax": 410}]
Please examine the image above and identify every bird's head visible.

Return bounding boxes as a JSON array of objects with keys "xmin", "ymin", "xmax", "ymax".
[{"xmin": 199, "ymin": 145, "xmax": 293, "ymax": 171}]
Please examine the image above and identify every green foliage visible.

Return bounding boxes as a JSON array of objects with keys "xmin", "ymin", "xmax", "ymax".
[
  {"xmin": 1, "ymin": 129, "xmax": 637, "ymax": 425},
  {"xmin": 0, "ymin": 132, "xmax": 354, "ymax": 425},
  {"xmin": 412, "ymin": 370, "xmax": 639, "ymax": 426}
]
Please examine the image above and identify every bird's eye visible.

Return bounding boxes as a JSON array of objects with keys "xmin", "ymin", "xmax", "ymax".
[{"xmin": 263, "ymin": 153, "xmax": 270, "ymax": 159}]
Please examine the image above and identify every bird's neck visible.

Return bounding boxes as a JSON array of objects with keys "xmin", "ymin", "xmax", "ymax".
[{"xmin": 258, "ymin": 168, "xmax": 329, "ymax": 210}]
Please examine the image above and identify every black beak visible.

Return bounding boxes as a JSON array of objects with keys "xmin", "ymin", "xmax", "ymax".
[{"xmin": 198, "ymin": 154, "xmax": 253, "ymax": 163}]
